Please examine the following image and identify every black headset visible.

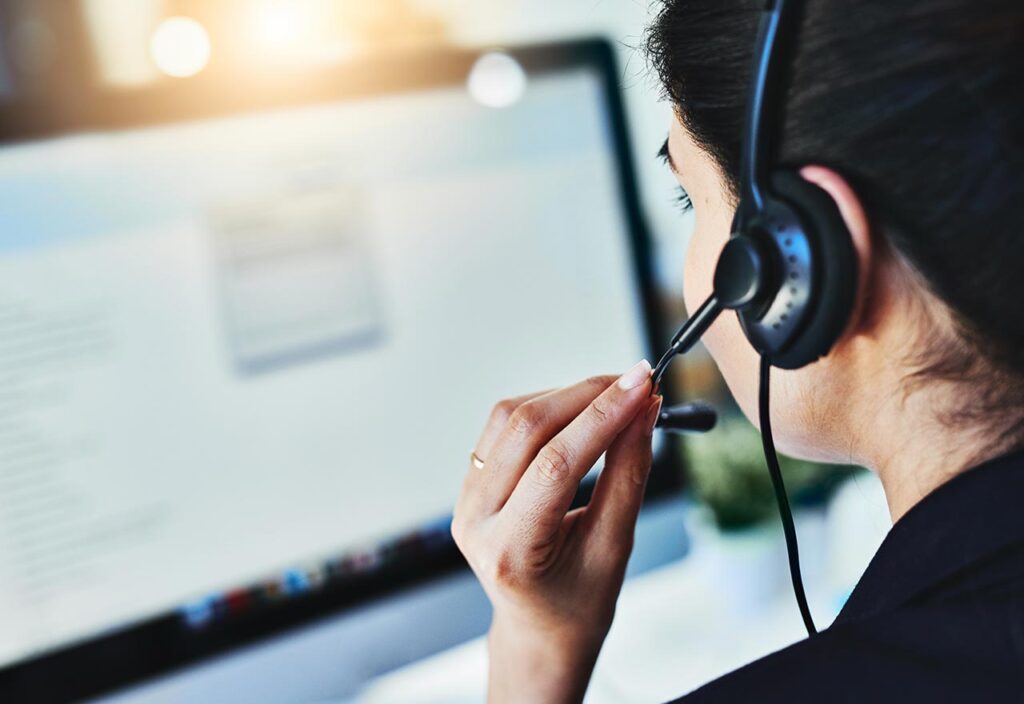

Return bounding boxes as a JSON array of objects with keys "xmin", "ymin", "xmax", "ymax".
[{"xmin": 652, "ymin": 0, "xmax": 859, "ymax": 636}]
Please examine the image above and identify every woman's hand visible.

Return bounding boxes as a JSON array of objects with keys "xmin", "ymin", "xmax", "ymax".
[{"xmin": 452, "ymin": 360, "xmax": 662, "ymax": 703}]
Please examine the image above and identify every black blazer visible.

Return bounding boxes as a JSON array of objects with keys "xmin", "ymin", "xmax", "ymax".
[{"xmin": 671, "ymin": 448, "xmax": 1024, "ymax": 702}]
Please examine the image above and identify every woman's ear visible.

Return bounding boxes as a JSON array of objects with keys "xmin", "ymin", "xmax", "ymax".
[{"xmin": 799, "ymin": 165, "xmax": 877, "ymax": 338}]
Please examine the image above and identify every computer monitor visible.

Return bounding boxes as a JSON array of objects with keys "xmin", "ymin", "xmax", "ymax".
[{"xmin": 0, "ymin": 40, "xmax": 681, "ymax": 702}]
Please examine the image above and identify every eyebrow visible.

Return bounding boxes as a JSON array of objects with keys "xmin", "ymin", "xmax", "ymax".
[{"xmin": 658, "ymin": 137, "xmax": 680, "ymax": 175}]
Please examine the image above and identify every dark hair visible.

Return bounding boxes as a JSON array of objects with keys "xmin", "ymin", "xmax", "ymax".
[{"xmin": 646, "ymin": 0, "xmax": 1024, "ymax": 449}]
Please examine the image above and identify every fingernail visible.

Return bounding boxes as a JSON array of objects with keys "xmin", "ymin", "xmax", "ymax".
[
  {"xmin": 617, "ymin": 359, "xmax": 652, "ymax": 390},
  {"xmin": 645, "ymin": 396, "xmax": 663, "ymax": 437}
]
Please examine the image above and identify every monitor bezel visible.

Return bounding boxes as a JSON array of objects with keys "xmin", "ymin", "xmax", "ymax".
[{"xmin": 0, "ymin": 37, "xmax": 685, "ymax": 703}]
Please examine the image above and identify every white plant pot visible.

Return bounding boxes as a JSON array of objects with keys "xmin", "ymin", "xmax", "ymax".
[{"xmin": 684, "ymin": 507, "xmax": 787, "ymax": 618}]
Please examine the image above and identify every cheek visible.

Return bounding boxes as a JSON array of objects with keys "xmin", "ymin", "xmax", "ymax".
[
  {"xmin": 683, "ymin": 213, "xmax": 740, "ymax": 363},
  {"xmin": 681, "ymin": 216, "xmax": 720, "ymax": 312},
  {"xmin": 682, "ymin": 214, "xmax": 761, "ymax": 423}
]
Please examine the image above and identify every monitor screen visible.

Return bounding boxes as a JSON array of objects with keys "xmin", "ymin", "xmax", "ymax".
[{"xmin": 0, "ymin": 48, "xmax": 668, "ymax": 679}]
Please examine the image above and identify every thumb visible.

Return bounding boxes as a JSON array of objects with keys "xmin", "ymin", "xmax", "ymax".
[{"xmin": 584, "ymin": 395, "xmax": 661, "ymax": 554}]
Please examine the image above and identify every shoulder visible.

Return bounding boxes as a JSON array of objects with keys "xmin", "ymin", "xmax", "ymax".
[{"xmin": 669, "ymin": 600, "xmax": 1024, "ymax": 703}]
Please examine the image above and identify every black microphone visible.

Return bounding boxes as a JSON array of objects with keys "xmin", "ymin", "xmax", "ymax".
[
  {"xmin": 648, "ymin": 292, "xmax": 723, "ymax": 436},
  {"xmin": 655, "ymin": 401, "xmax": 718, "ymax": 434},
  {"xmin": 651, "ymin": 294, "xmax": 722, "ymax": 389}
]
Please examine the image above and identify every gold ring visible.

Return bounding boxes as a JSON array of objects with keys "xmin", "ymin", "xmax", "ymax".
[{"xmin": 470, "ymin": 450, "xmax": 486, "ymax": 470}]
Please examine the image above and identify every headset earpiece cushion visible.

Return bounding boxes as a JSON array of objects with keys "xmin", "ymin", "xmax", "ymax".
[{"xmin": 768, "ymin": 169, "xmax": 858, "ymax": 369}]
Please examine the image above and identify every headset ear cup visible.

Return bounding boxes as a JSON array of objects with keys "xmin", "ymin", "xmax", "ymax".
[{"xmin": 768, "ymin": 169, "xmax": 859, "ymax": 369}]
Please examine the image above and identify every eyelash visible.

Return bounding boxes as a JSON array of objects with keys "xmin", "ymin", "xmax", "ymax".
[{"xmin": 673, "ymin": 185, "xmax": 693, "ymax": 214}]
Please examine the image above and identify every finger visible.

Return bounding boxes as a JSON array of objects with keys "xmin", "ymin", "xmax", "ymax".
[
  {"xmin": 474, "ymin": 389, "xmax": 555, "ymax": 461},
  {"xmin": 454, "ymin": 384, "xmax": 557, "ymax": 544},
  {"xmin": 585, "ymin": 395, "xmax": 661, "ymax": 554},
  {"xmin": 467, "ymin": 374, "xmax": 620, "ymax": 517},
  {"xmin": 501, "ymin": 360, "xmax": 653, "ymax": 547},
  {"xmin": 456, "ymin": 388, "xmax": 553, "ymax": 528}
]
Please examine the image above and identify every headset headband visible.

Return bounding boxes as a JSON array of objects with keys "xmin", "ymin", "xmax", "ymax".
[{"xmin": 735, "ymin": 0, "xmax": 799, "ymax": 229}]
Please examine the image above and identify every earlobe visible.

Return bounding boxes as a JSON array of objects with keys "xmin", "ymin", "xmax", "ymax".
[{"xmin": 799, "ymin": 165, "xmax": 874, "ymax": 337}]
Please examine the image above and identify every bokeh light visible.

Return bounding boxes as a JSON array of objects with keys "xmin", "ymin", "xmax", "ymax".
[
  {"xmin": 467, "ymin": 52, "xmax": 527, "ymax": 108},
  {"xmin": 149, "ymin": 16, "xmax": 211, "ymax": 79}
]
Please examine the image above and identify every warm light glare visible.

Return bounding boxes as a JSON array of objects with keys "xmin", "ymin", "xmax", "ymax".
[
  {"xmin": 467, "ymin": 52, "xmax": 527, "ymax": 108},
  {"xmin": 150, "ymin": 16, "xmax": 211, "ymax": 78},
  {"xmin": 252, "ymin": 0, "xmax": 313, "ymax": 50}
]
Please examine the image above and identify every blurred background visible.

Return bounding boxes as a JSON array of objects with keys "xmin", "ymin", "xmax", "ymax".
[{"xmin": 0, "ymin": 2, "xmax": 891, "ymax": 702}]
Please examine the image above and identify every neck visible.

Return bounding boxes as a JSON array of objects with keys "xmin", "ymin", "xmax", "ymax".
[
  {"xmin": 870, "ymin": 420, "xmax": 984, "ymax": 524},
  {"xmin": 846, "ymin": 355, "xmax": 994, "ymax": 523},
  {"xmin": 828, "ymin": 263, "xmax": 1009, "ymax": 523}
]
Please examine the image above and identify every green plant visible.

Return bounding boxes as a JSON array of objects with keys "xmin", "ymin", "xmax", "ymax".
[{"xmin": 682, "ymin": 415, "xmax": 860, "ymax": 532}]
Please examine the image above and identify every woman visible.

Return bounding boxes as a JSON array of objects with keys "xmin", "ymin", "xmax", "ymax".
[{"xmin": 452, "ymin": 0, "xmax": 1024, "ymax": 700}]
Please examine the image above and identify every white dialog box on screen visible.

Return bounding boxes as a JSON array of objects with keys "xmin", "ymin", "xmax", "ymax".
[{"xmin": 208, "ymin": 186, "xmax": 385, "ymax": 373}]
